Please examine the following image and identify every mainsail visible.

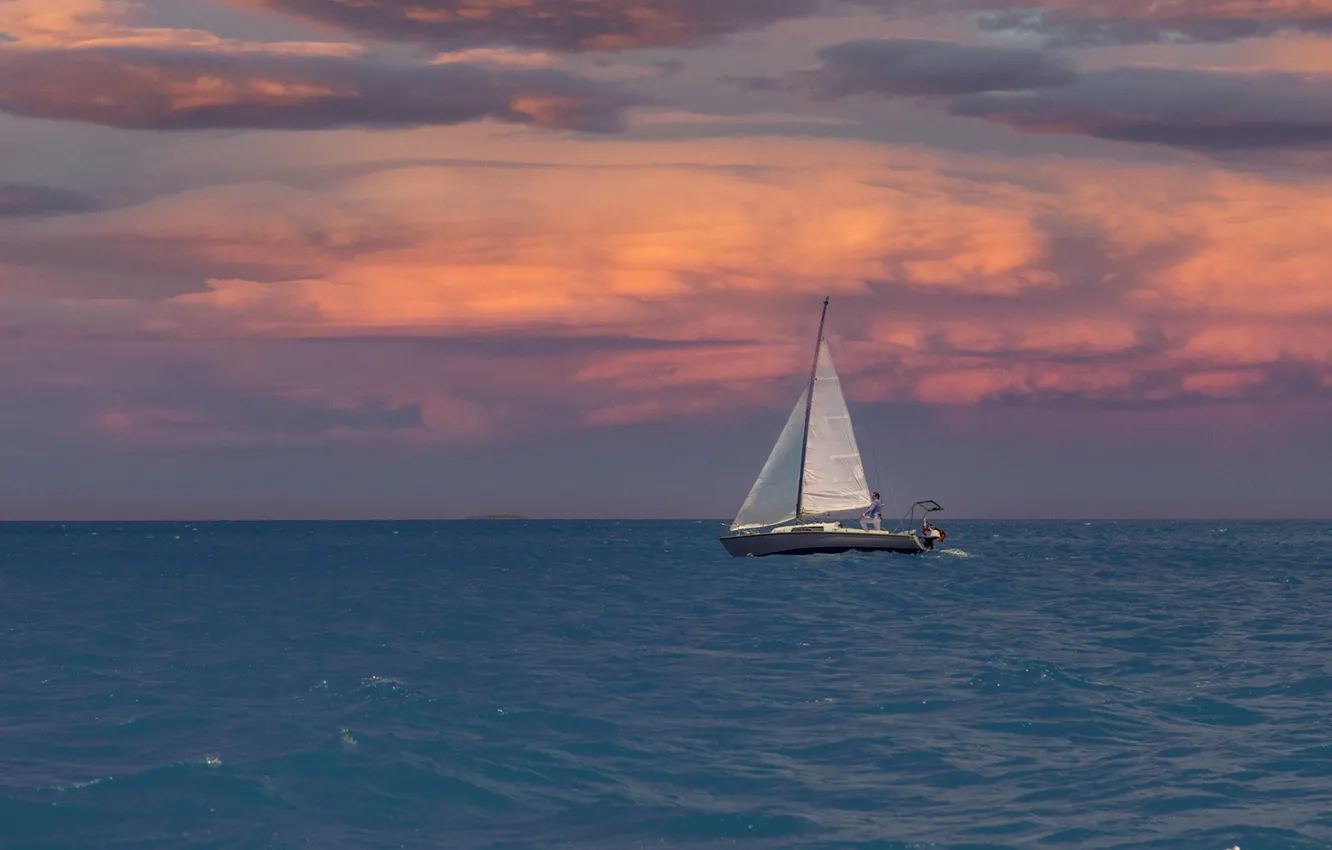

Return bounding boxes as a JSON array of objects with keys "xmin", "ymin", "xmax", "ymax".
[
  {"xmin": 799, "ymin": 338, "xmax": 871, "ymax": 517},
  {"xmin": 730, "ymin": 300, "xmax": 872, "ymax": 531}
]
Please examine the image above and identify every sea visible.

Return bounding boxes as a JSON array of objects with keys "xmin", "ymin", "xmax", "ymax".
[{"xmin": 2, "ymin": 519, "xmax": 1331, "ymax": 850}]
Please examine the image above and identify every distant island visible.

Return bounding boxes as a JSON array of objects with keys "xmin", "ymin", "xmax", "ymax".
[{"xmin": 464, "ymin": 514, "xmax": 531, "ymax": 521}]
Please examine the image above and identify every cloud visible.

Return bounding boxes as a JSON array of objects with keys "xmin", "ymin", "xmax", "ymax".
[
  {"xmin": 0, "ymin": 137, "xmax": 1060, "ymax": 320},
  {"xmin": 136, "ymin": 148, "xmax": 1057, "ymax": 338},
  {"xmin": 0, "ymin": 0, "xmax": 362, "ymax": 53},
  {"xmin": 19, "ymin": 0, "xmax": 1330, "ymax": 61},
  {"xmin": 951, "ymin": 67, "xmax": 1332, "ymax": 150},
  {"xmin": 970, "ymin": 0, "xmax": 1332, "ymax": 46},
  {"xmin": 5, "ymin": 130, "xmax": 1332, "ymax": 440},
  {"xmin": 0, "ymin": 335, "xmax": 513, "ymax": 448},
  {"xmin": 778, "ymin": 38, "xmax": 1332, "ymax": 152},
  {"xmin": 0, "ymin": 183, "xmax": 99, "ymax": 217},
  {"xmin": 431, "ymin": 47, "xmax": 558, "ymax": 67},
  {"xmin": 95, "ymin": 393, "xmax": 428, "ymax": 444},
  {"xmin": 221, "ymin": 0, "xmax": 825, "ymax": 51},
  {"xmin": 789, "ymin": 38, "xmax": 1078, "ymax": 98},
  {"xmin": 214, "ymin": 0, "xmax": 1332, "ymax": 51},
  {"xmin": 1178, "ymin": 368, "xmax": 1267, "ymax": 398},
  {"xmin": 0, "ymin": 45, "xmax": 638, "ymax": 132},
  {"xmin": 11, "ymin": 132, "xmax": 1331, "ymax": 320}
]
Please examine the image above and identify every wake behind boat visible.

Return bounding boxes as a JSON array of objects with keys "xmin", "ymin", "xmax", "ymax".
[{"xmin": 719, "ymin": 298, "xmax": 945, "ymax": 558}]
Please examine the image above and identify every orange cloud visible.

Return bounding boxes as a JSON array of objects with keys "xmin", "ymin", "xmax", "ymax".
[
  {"xmin": 132, "ymin": 140, "xmax": 1327, "ymax": 336},
  {"xmin": 912, "ymin": 363, "xmax": 1140, "ymax": 404},
  {"xmin": 124, "ymin": 143, "xmax": 1059, "ymax": 342},
  {"xmin": 0, "ymin": 0, "xmax": 361, "ymax": 53},
  {"xmin": 2, "ymin": 2, "xmax": 1328, "ymax": 457},
  {"xmin": 1160, "ymin": 175, "xmax": 1332, "ymax": 315},
  {"xmin": 931, "ymin": 320, "xmax": 1142, "ymax": 356},
  {"xmin": 1181, "ymin": 325, "xmax": 1332, "ymax": 365},
  {"xmin": 5, "ymin": 127, "xmax": 1331, "ymax": 441}
]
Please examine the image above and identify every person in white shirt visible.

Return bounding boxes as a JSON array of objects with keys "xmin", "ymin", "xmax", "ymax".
[{"xmin": 860, "ymin": 492, "xmax": 883, "ymax": 530}]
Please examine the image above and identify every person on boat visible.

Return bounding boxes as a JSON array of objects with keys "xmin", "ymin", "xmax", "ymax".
[
  {"xmin": 860, "ymin": 492, "xmax": 883, "ymax": 531},
  {"xmin": 922, "ymin": 519, "xmax": 944, "ymax": 542}
]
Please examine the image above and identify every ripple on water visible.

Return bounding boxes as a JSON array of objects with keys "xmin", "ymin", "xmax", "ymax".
[{"xmin": 1, "ymin": 519, "xmax": 1331, "ymax": 849}]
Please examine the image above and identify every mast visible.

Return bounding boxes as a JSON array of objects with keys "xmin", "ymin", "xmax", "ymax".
[{"xmin": 794, "ymin": 296, "xmax": 830, "ymax": 520}]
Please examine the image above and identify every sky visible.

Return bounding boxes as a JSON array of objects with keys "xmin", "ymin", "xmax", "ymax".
[{"xmin": 0, "ymin": 0, "xmax": 1330, "ymax": 520}]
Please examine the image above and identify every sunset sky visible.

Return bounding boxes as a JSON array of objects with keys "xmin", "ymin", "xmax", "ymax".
[{"xmin": 1, "ymin": 0, "xmax": 1330, "ymax": 520}]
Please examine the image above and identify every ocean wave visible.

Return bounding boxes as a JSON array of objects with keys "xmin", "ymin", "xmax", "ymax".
[{"xmin": 2, "ymin": 519, "xmax": 1330, "ymax": 849}]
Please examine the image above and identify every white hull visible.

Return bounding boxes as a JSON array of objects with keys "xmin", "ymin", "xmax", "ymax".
[{"xmin": 719, "ymin": 523, "xmax": 931, "ymax": 558}]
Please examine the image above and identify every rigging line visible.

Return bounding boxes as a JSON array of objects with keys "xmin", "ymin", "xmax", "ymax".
[{"xmin": 827, "ymin": 323, "xmax": 899, "ymax": 526}]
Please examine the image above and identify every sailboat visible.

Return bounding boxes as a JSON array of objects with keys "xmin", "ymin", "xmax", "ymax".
[{"xmin": 719, "ymin": 297, "xmax": 945, "ymax": 558}]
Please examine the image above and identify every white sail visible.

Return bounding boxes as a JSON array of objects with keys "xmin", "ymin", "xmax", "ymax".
[
  {"xmin": 730, "ymin": 388, "xmax": 807, "ymax": 531},
  {"xmin": 799, "ymin": 339, "xmax": 871, "ymax": 517}
]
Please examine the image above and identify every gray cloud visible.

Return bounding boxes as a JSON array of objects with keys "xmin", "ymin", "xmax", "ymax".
[
  {"xmin": 225, "ymin": 0, "xmax": 822, "ymax": 51},
  {"xmin": 789, "ymin": 38, "xmax": 1078, "ymax": 99},
  {"xmin": 221, "ymin": 0, "xmax": 1332, "ymax": 50},
  {"xmin": 0, "ymin": 183, "xmax": 100, "ymax": 218},
  {"xmin": 951, "ymin": 68, "xmax": 1332, "ymax": 150},
  {"xmin": 972, "ymin": 2, "xmax": 1332, "ymax": 46},
  {"xmin": 773, "ymin": 37, "xmax": 1332, "ymax": 152},
  {"xmin": 0, "ymin": 47, "xmax": 639, "ymax": 132}
]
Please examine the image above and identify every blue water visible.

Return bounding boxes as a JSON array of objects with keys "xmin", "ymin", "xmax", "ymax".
[{"xmin": 2, "ymin": 520, "xmax": 1331, "ymax": 850}]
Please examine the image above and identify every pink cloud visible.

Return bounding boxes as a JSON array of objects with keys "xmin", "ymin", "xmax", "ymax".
[
  {"xmin": 913, "ymin": 363, "xmax": 1138, "ymax": 405},
  {"xmin": 98, "ymin": 406, "xmax": 209, "ymax": 434},
  {"xmin": 1180, "ymin": 369, "xmax": 1268, "ymax": 397},
  {"xmin": 0, "ymin": 0, "xmax": 361, "ymax": 53},
  {"xmin": 3, "ymin": 128, "xmax": 1330, "ymax": 445}
]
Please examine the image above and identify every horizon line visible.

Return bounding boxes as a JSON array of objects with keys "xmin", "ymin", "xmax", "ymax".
[{"xmin": 0, "ymin": 516, "xmax": 1328, "ymax": 523}]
